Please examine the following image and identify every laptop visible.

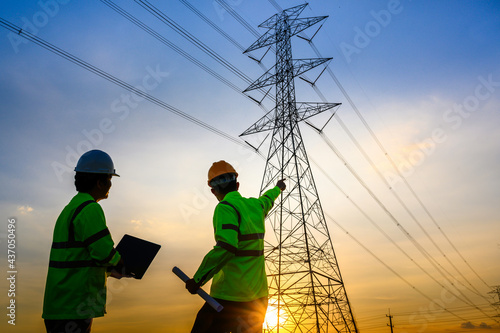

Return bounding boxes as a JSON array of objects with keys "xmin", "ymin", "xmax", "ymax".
[{"xmin": 115, "ymin": 234, "xmax": 161, "ymax": 279}]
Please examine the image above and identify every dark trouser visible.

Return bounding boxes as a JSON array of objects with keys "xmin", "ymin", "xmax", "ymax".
[
  {"xmin": 44, "ymin": 318, "xmax": 93, "ymax": 333},
  {"xmin": 191, "ymin": 297, "xmax": 268, "ymax": 333}
]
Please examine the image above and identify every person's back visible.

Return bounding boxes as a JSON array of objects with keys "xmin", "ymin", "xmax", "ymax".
[
  {"xmin": 186, "ymin": 160, "xmax": 286, "ymax": 333},
  {"xmin": 43, "ymin": 192, "xmax": 117, "ymax": 319},
  {"xmin": 42, "ymin": 150, "xmax": 128, "ymax": 333},
  {"xmin": 209, "ymin": 189, "xmax": 277, "ymax": 302}
]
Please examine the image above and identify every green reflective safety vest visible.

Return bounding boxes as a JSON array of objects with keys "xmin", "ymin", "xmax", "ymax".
[
  {"xmin": 193, "ymin": 186, "xmax": 281, "ymax": 302},
  {"xmin": 42, "ymin": 192, "xmax": 121, "ymax": 320}
]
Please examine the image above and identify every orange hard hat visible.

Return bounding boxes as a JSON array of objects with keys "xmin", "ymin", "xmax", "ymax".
[{"xmin": 208, "ymin": 160, "xmax": 238, "ymax": 185}]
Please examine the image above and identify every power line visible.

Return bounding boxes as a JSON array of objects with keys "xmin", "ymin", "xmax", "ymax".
[
  {"xmin": 268, "ymin": 0, "xmax": 492, "ymax": 303},
  {"xmin": 99, "ymin": 0, "xmax": 271, "ymax": 113},
  {"xmin": 293, "ymin": 3, "xmax": 489, "ymax": 299},
  {"xmin": 331, "ymin": 112, "xmax": 487, "ymax": 299},
  {"xmin": 311, "ymin": 129, "xmax": 497, "ymax": 322},
  {"xmin": 309, "ymin": 157, "xmax": 482, "ymax": 309},
  {"xmin": 100, "ymin": 0, "xmax": 241, "ymax": 94},
  {"xmin": 308, "ymin": 40, "xmax": 492, "ymax": 295},
  {"xmin": 177, "ymin": 0, "xmax": 269, "ymax": 70},
  {"xmin": 212, "ymin": 0, "xmax": 494, "ymax": 313},
  {"xmin": 326, "ymin": 212, "xmax": 469, "ymax": 323},
  {"xmin": 214, "ymin": 0, "xmax": 261, "ymax": 38},
  {"xmin": 265, "ymin": 0, "xmax": 491, "ymax": 295},
  {"xmin": 3, "ymin": 2, "xmax": 495, "ymax": 328},
  {"xmin": 0, "ymin": 17, "xmax": 250, "ymax": 151},
  {"xmin": 135, "ymin": 1, "xmax": 246, "ymax": 86},
  {"xmin": 135, "ymin": 0, "xmax": 274, "ymax": 102},
  {"xmin": 390, "ymin": 302, "xmax": 499, "ymax": 317},
  {"xmin": 305, "ymin": 95, "xmax": 487, "ymax": 301},
  {"xmin": 179, "ymin": 0, "xmax": 246, "ymax": 52}
]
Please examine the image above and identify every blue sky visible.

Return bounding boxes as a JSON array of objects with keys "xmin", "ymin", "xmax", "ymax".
[{"xmin": 1, "ymin": 1, "xmax": 499, "ymax": 332}]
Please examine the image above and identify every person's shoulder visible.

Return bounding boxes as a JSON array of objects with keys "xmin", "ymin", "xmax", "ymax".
[
  {"xmin": 71, "ymin": 193, "xmax": 102, "ymax": 214},
  {"xmin": 224, "ymin": 191, "xmax": 242, "ymax": 200}
]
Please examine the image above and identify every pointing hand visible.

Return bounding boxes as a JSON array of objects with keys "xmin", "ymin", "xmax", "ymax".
[{"xmin": 276, "ymin": 179, "xmax": 286, "ymax": 191}]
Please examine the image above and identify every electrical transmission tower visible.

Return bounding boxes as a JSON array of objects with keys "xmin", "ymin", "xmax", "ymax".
[{"xmin": 241, "ymin": 4, "xmax": 358, "ymax": 333}]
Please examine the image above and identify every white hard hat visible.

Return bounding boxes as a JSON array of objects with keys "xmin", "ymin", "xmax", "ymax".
[{"xmin": 74, "ymin": 150, "xmax": 120, "ymax": 177}]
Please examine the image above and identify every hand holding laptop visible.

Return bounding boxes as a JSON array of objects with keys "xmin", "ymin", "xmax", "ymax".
[{"xmin": 112, "ymin": 234, "xmax": 161, "ymax": 280}]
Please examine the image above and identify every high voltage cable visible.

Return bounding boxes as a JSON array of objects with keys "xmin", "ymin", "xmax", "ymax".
[
  {"xmin": 0, "ymin": 17, "xmax": 250, "ymax": 152},
  {"xmin": 216, "ymin": 0, "xmax": 491, "ymax": 300},
  {"xmin": 3, "ymin": 3, "xmax": 493, "ymax": 327},
  {"xmin": 178, "ymin": 0, "xmax": 246, "ymax": 52},
  {"xmin": 306, "ymin": 29, "xmax": 495, "ymax": 318},
  {"xmin": 98, "ymin": 0, "xmax": 270, "ymax": 113},
  {"xmin": 315, "ymin": 131, "xmax": 496, "ymax": 322},
  {"xmin": 212, "ymin": 0, "xmax": 494, "ymax": 315},
  {"xmin": 308, "ymin": 30, "xmax": 490, "ymax": 293},
  {"xmin": 334, "ymin": 215, "xmax": 498, "ymax": 327},
  {"xmin": 135, "ymin": 0, "xmax": 274, "ymax": 102},
  {"xmin": 325, "ymin": 212, "xmax": 469, "ymax": 323},
  {"xmin": 309, "ymin": 94, "xmax": 486, "ymax": 300},
  {"xmin": 135, "ymin": 0, "xmax": 248, "ymax": 83},
  {"xmin": 135, "ymin": 1, "xmax": 248, "ymax": 87},
  {"xmin": 177, "ymin": 0, "xmax": 268, "ymax": 72},
  {"xmin": 308, "ymin": 41, "xmax": 492, "ymax": 295},
  {"xmin": 213, "ymin": 0, "xmax": 261, "ymax": 38},
  {"xmin": 309, "ymin": 157, "xmax": 483, "ymax": 310},
  {"xmin": 100, "ymin": 0, "xmax": 242, "ymax": 93},
  {"xmin": 264, "ymin": 0, "xmax": 489, "ymax": 298},
  {"xmin": 284, "ymin": 0, "xmax": 488, "ymax": 295},
  {"xmin": 332, "ymin": 112, "xmax": 487, "ymax": 298},
  {"xmin": 305, "ymin": 65, "xmax": 487, "ymax": 298},
  {"xmin": 313, "ymin": 98, "xmax": 488, "ymax": 300},
  {"xmin": 265, "ymin": 0, "xmax": 491, "ymax": 299},
  {"xmin": 267, "ymin": 0, "xmax": 283, "ymax": 12}
]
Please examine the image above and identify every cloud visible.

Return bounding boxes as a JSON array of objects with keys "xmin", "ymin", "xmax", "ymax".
[
  {"xmin": 479, "ymin": 322, "xmax": 492, "ymax": 329},
  {"xmin": 17, "ymin": 205, "xmax": 34, "ymax": 214},
  {"xmin": 461, "ymin": 322, "xmax": 493, "ymax": 329},
  {"xmin": 130, "ymin": 219, "xmax": 143, "ymax": 226},
  {"xmin": 462, "ymin": 322, "xmax": 476, "ymax": 329}
]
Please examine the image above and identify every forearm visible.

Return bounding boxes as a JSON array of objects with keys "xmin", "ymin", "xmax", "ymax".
[
  {"xmin": 260, "ymin": 186, "xmax": 281, "ymax": 213},
  {"xmin": 193, "ymin": 246, "xmax": 235, "ymax": 286}
]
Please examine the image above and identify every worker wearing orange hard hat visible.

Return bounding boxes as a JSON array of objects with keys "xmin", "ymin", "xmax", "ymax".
[{"xmin": 186, "ymin": 160, "xmax": 286, "ymax": 333}]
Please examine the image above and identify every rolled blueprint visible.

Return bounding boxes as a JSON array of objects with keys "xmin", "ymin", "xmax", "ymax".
[{"xmin": 172, "ymin": 266, "xmax": 224, "ymax": 312}]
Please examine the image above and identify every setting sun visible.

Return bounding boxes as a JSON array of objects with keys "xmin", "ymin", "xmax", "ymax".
[{"xmin": 264, "ymin": 303, "xmax": 289, "ymax": 332}]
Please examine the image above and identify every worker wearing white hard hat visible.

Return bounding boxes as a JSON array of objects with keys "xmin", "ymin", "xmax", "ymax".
[
  {"xmin": 74, "ymin": 149, "xmax": 120, "ymax": 176},
  {"xmin": 42, "ymin": 150, "xmax": 129, "ymax": 333}
]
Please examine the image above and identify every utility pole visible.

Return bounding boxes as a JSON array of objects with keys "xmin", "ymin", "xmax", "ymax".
[
  {"xmin": 387, "ymin": 309, "xmax": 394, "ymax": 333},
  {"xmin": 241, "ymin": 4, "xmax": 357, "ymax": 333},
  {"xmin": 489, "ymin": 285, "xmax": 500, "ymax": 317}
]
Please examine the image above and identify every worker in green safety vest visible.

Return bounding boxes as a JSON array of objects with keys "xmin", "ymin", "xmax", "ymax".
[
  {"xmin": 42, "ymin": 150, "xmax": 130, "ymax": 333},
  {"xmin": 186, "ymin": 160, "xmax": 286, "ymax": 333}
]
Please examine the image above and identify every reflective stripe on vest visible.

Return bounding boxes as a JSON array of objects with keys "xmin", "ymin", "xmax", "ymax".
[
  {"xmin": 218, "ymin": 201, "xmax": 264, "ymax": 257},
  {"xmin": 49, "ymin": 248, "xmax": 117, "ymax": 268},
  {"xmin": 52, "ymin": 228, "xmax": 111, "ymax": 249},
  {"xmin": 49, "ymin": 200, "xmax": 114, "ymax": 268}
]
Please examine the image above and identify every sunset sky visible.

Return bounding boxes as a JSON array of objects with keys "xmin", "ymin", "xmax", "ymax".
[{"xmin": 1, "ymin": 1, "xmax": 499, "ymax": 332}]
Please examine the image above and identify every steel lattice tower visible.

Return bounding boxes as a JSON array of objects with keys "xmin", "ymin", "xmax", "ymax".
[{"xmin": 240, "ymin": 4, "xmax": 358, "ymax": 333}]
